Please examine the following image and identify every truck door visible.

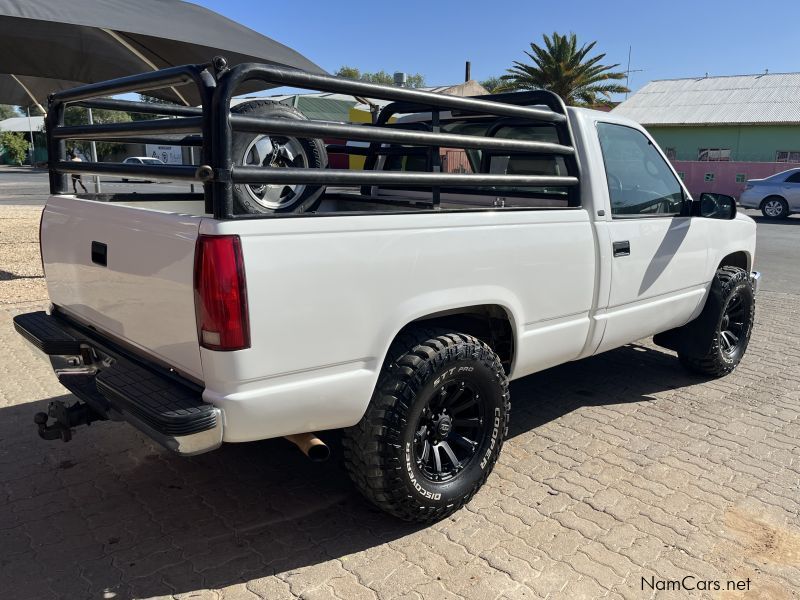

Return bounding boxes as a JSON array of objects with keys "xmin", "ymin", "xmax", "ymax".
[{"xmin": 594, "ymin": 122, "xmax": 709, "ymax": 353}]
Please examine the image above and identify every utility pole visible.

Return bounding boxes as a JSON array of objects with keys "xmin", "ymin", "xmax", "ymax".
[
  {"xmin": 26, "ymin": 106, "xmax": 35, "ymax": 166},
  {"xmin": 87, "ymin": 108, "xmax": 101, "ymax": 193},
  {"xmin": 624, "ymin": 46, "xmax": 644, "ymax": 99}
]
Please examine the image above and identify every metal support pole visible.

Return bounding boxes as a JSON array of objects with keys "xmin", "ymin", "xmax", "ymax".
[
  {"xmin": 87, "ymin": 108, "xmax": 101, "ymax": 193},
  {"xmin": 26, "ymin": 106, "xmax": 36, "ymax": 166},
  {"xmin": 189, "ymin": 146, "xmax": 196, "ymax": 193},
  {"xmin": 431, "ymin": 109, "xmax": 441, "ymax": 209}
]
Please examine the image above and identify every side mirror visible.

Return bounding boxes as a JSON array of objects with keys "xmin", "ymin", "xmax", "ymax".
[{"xmin": 693, "ymin": 193, "xmax": 737, "ymax": 220}]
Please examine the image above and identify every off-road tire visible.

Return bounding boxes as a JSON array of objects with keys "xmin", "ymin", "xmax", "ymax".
[
  {"xmin": 231, "ymin": 101, "xmax": 327, "ymax": 214},
  {"xmin": 760, "ymin": 196, "xmax": 789, "ymax": 219},
  {"xmin": 678, "ymin": 266, "xmax": 755, "ymax": 377},
  {"xmin": 342, "ymin": 328, "xmax": 510, "ymax": 523}
]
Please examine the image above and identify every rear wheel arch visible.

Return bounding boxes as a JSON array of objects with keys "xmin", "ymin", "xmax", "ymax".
[{"xmin": 387, "ymin": 304, "xmax": 516, "ymax": 375}]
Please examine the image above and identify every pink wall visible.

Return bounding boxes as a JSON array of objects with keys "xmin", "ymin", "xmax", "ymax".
[{"xmin": 673, "ymin": 161, "xmax": 800, "ymax": 199}]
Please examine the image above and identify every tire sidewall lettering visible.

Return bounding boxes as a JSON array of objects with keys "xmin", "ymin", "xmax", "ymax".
[
  {"xmin": 402, "ymin": 356, "xmax": 504, "ymax": 504},
  {"xmin": 480, "ymin": 408, "xmax": 502, "ymax": 470},
  {"xmin": 404, "ymin": 442, "xmax": 442, "ymax": 500}
]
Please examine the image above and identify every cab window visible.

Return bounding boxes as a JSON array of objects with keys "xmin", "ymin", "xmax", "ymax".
[
  {"xmin": 597, "ymin": 122, "xmax": 685, "ymax": 218},
  {"xmin": 382, "ymin": 119, "xmax": 570, "ymax": 206}
]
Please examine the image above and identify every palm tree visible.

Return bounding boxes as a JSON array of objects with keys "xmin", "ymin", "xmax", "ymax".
[{"xmin": 499, "ymin": 32, "xmax": 629, "ymax": 106}]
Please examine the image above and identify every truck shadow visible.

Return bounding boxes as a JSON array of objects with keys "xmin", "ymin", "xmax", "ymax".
[
  {"xmin": 0, "ymin": 270, "xmax": 43, "ymax": 281},
  {"xmin": 1, "ymin": 343, "xmax": 697, "ymax": 598},
  {"xmin": 508, "ymin": 342, "xmax": 697, "ymax": 437}
]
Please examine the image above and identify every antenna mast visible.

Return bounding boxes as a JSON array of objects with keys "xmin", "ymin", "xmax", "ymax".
[{"xmin": 624, "ymin": 46, "xmax": 644, "ymax": 99}]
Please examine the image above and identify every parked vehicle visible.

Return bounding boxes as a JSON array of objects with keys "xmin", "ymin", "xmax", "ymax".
[
  {"xmin": 123, "ymin": 156, "xmax": 165, "ymax": 165},
  {"xmin": 739, "ymin": 168, "xmax": 800, "ymax": 218},
  {"xmin": 120, "ymin": 156, "xmax": 164, "ymax": 182},
  {"xmin": 14, "ymin": 62, "xmax": 760, "ymax": 523}
]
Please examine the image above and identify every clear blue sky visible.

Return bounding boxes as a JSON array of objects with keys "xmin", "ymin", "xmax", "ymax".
[{"xmin": 198, "ymin": 0, "xmax": 800, "ymax": 99}]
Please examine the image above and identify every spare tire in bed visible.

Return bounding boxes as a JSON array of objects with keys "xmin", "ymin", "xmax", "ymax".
[{"xmin": 231, "ymin": 101, "xmax": 327, "ymax": 214}]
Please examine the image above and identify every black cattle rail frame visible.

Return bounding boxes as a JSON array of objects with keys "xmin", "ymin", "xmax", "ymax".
[{"xmin": 46, "ymin": 57, "xmax": 582, "ymax": 219}]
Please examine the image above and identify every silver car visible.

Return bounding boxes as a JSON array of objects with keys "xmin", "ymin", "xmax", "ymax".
[{"xmin": 739, "ymin": 168, "xmax": 800, "ymax": 218}]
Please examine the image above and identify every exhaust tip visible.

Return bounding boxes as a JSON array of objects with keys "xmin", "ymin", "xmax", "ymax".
[
  {"xmin": 284, "ymin": 433, "xmax": 330, "ymax": 462},
  {"xmin": 307, "ymin": 443, "xmax": 330, "ymax": 462}
]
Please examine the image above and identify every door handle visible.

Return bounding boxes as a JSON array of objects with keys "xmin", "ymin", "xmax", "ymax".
[{"xmin": 613, "ymin": 240, "xmax": 630, "ymax": 257}]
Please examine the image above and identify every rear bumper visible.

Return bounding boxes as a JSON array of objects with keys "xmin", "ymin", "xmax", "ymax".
[
  {"xmin": 738, "ymin": 191, "xmax": 759, "ymax": 209},
  {"xmin": 751, "ymin": 271, "xmax": 761, "ymax": 294},
  {"xmin": 13, "ymin": 310, "xmax": 222, "ymax": 456}
]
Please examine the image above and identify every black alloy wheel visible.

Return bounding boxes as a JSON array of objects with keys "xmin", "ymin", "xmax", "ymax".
[
  {"xmin": 413, "ymin": 379, "xmax": 485, "ymax": 482},
  {"xmin": 343, "ymin": 328, "xmax": 510, "ymax": 522},
  {"xmin": 675, "ymin": 266, "xmax": 755, "ymax": 377},
  {"xmin": 718, "ymin": 291, "xmax": 747, "ymax": 357}
]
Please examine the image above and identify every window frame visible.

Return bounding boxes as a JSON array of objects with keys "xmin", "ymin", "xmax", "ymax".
[
  {"xmin": 698, "ymin": 148, "xmax": 731, "ymax": 162},
  {"xmin": 784, "ymin": 171, "xmax": 800, "ymax": 183},
  {"xmin": 596, "ymin": 121, "xmax": 690, "ymax": 220},
  {"xmin": 776, "ymin": 150, "xmax": 800, "ymax": 163}
]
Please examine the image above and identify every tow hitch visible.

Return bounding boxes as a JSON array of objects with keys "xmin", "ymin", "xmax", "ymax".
[{"xmin": 34, "ymin": 400, "xmax": 104, "ymax": 442}]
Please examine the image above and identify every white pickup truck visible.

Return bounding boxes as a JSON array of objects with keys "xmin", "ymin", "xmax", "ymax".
[{"xmin": 15, "ymin": 62, "xmax": 759, "ymax": 522}]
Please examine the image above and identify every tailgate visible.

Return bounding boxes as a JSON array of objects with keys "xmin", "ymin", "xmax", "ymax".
[{"xmin": 41, "ymin": 196, "xmax": 204, "ymax": 380}]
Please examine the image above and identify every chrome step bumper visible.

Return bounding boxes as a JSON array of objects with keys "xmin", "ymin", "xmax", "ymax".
[{"xmin": 13, "ymin": 310, "xmax": 222, "ymax": 456}]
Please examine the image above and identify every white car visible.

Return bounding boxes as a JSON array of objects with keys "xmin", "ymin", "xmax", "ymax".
[
  {"xmin": 15, "ymin": 66, "xmax": 760, "ymax": 523},
  {"xmin": 121, "ymin": 156, "xmax": 164, "ymax": 182},
  {"xmin": 738, "ymin": 168, "xmax": 800, "ymax": 218}
]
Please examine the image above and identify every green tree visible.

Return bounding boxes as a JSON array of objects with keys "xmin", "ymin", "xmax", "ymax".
[
  {"xmin": 335, "ymin": 66, "xmax": 361, "ymax": 80},
  {"xmin": 129, "ymin": 94, "xmax": 182, "ymax": 121},
  {"xmin": 64, "ymin": 107, "xmax": 133, "ymax": 160},
  {"xmin": 0, "ymin": 104, "xmax": 19, "ymax": 120},
  {"xmin": 478, "ymin": 77, "xmax": 504, "ymax": 93},
  {"xmin": 406, "ymin": 73, "xmax": 426, "ymax": 88},
  {"xmin": 0, "ymin": 132, "xmax": 30, "ymax": 165},
  {"xmin": 499, "ymin": 32, "xmax": 629, "ymax": 106},
  {"xmin": 335, "ymin": 66, "xmax": 426, "ymax": 88},
  {"xmin": 17, "ymin": 104, "xmax": 44, "ymax": 116}
]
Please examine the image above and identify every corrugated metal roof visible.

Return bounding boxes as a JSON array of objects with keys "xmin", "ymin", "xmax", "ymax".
[
  {"xmin": 230, "ymin": 93, "xmax": 392, "ymax": 120},
  {"xmin": 0, "ymin": 116, "xmax": 44, "ymax": 132},
  {"xmin": 284, "ymin": 96, "xmax": 355, "ymax": 122},
  {"xmin": 612, "ymin": 73, "xmax": 800, "ymax": 125}
]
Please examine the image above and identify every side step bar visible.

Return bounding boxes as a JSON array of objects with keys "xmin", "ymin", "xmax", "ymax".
[{"xmin": 13, "ymin": 310, "xmax": 222, "ymax": 456}]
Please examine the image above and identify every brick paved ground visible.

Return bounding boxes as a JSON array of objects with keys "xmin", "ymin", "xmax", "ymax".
[{"xmin": 0, "ymin": 207, "xmax": 798, "ymax": 600}]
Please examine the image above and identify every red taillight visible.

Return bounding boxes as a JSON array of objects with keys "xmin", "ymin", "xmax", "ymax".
[{"xmin": 194, "ymin": 235, "xmax": 250, "ymax": 351}]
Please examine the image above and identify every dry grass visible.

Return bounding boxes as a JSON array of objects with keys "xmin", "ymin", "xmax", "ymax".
[{"xmin": 0, "ymin": 206, "xmax": 47, "ymax": 304}]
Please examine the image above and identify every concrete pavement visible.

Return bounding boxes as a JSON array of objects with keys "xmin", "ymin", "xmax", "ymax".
[{"xmin": 1, "ymin": 294, "xmax": 798, "ymax": 599}]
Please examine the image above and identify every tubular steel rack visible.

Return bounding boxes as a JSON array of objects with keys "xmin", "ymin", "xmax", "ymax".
[{"xmin": 46, "ymin": 57, "xmax": 582, "ymax": 219}]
